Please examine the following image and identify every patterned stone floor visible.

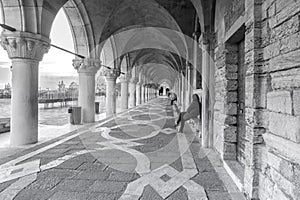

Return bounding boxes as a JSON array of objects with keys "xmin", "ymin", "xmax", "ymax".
[{"xmin": 0, "ymin": 97, "xmax": 245, "ymax": 200}]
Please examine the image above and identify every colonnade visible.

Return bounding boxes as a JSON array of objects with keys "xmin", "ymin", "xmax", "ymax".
[{"xmin": 1, "ymin": 32, "xmax": 208, "ymax": 148}]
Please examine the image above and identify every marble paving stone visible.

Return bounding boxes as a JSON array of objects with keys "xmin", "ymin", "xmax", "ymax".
[
  {"xmin": 14, "ymin": 188, "xmax": 55, "ymax": 200},
  {"xmin": 55, "ymin": 160, "xmax": 85, "ymax": 170},
  {"xmin": 107, "ymin": 170, "xmax": 140, "ymax": 182},
  {"xmin": 26, "ymin": 176, "xmax": 62, "ymax": 190},
  {"xmin": 37, "ymin": 168, "xmax": 79, "ymax": 179},
  {"xmin": 73, "ymin": 170, "xmax": 110, "ymax": 180},
  {"xmin": 166, "ymin": 187, "xmax": 189, "ymax": 200},
  {"xmin": 88, "ymin": 192, "xmax": 121, "ymax": 200},
  {"xmin": 0, "ymin": 98, "xmax": 239, "ymax": 200},
  {"xmin": 88, "ymin": 180, "xmax": 127, "ymax": 193},
  {"xmin": 48, "ymin": 191, "xmax": 91, "ymax": 200},
  {"xmin": 140, "ymin": 185, "xmax": 164, "ymax": 200},
  {"xmin": 206, "ymin": 191, "xmax": 233, "ymax": 200},
  {"xmin": 192, "ymin": 171, "xmax": 227, "ymax": 192},
  {"xmin": 77, "ymin": 162, "xmax": 107, "ymax": 171},
  {"xmin": 54, "ymin": 179, "xmax": 95, "ymax": 192}
]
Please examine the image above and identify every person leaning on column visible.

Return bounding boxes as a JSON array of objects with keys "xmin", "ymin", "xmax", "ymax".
[{"xmin": 175, "ymin": 94, "xmax": 201, "ymax": 133}]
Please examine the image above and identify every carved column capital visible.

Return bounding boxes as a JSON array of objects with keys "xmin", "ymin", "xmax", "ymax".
[
  {"xmin": 119, "ymin": 74, "xmax": 130, "ymax": 83},
  {"xmin": 73, "ymin": 58, "xmax": 101, "ymax": 75},
  {"xmin": 0, "ymin": 32, "xmax": 50, "ymax": 61},
  {"xmin": 99, "ymin": 67, "xmax": 120, "ymax": 80},
  {"xmin": 202, "ymin": 32, "xmax": 216, "ymax": 46},
  {"xmin": 129, "ymin": 77, "xmax": 138, "ymax": 84}
]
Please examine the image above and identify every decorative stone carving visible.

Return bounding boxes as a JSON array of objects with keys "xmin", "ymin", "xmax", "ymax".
[
  {"xmin": 129, "ymin": 77, "xmax": 139, "ymax": 84},
  {"xmin": 202, "ymin": 32, "xmax": 216, "ymax": 46},
  {"xmin": 119, "ymin": 73, "xmax": 130, "ymax": 83},
  {"xmin": 0, "ymin": 32, "xmax": 50, "ymax": 61},
  {"xmin": 99, "ymin": 67, "xmax": 120, "ymax": 80},
  {"xmin": 73, "ymin": 58, "xmax": 101, "ymax": 75}
]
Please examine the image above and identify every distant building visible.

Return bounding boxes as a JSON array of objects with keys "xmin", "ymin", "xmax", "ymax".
[{"xmin": 0, "ymin": 83, "xmax": 11, "ymax": 98}]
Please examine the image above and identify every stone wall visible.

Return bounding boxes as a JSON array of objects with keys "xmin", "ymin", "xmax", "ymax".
[
  {"xmin": 214, "ymin": 42, "xmax": 240, "ymax": 160},
  {"xmin": 214, "ymin": 0, "xmax": 300, "ymax": 199},
  {"xmin": 258, "ymin": 0, "xmax": 300, "ymax": 199}
]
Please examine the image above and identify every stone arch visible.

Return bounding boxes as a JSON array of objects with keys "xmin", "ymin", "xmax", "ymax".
[{"xmin": 62, "ymin": 0, "xmax": 95, "ymax": 58}]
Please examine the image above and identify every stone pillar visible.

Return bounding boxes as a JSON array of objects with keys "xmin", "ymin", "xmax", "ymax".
[
  {"xmin": 187, "ymin": 65, "xmax": 193, "ymax": 104},
  {"xmin": 145, "ymin": 86, "xmax": 149, "ymax": 102},
  {"xmin": 73, "ymin": 59, "xmax": 101, "ymax": 123},
  {"xmin": 0, "ymin": 32, "xmax": 50, "ymax": 145},
  {"xmin": 100, "ymin": 68, "xmax": 120, "ymax": 117},
  {"xmin": 119, "ymin": 74, "xmax": 129, "ymax": 111},
  {"xmin": 181, "ymin": 72, "xmax": 186, "ymax": 111},
  {"xmin": 201, "ymin": 32, "xmax": 215, "ymax": 148},
  {"xmin": 136, "ymin": 82, "xmax": 141, "ymax": 105},
  {"xmin": 141, "ymin": 84, "xmax": 145, "ymax": 103},
  {"xmin": 163, "ymin": 86, "xmax": 166, "ymax": 96},
  {"xmin": 129, "ymin": 78, "xmax": 137, "ymax": 108},
  {"xmin": 243, "ymin": 0, "xmax": 264, "ymax": 198}
]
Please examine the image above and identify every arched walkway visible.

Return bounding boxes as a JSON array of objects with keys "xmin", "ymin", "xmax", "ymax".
[
  {"xmin": 0, "ymin": 97, "xmax": 245, "ymax": 199},
  {"xmin": 1, "ymin": 0, "xmax": 300, "ymax": 199}
]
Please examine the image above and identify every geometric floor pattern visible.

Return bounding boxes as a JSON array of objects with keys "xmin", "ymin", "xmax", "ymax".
[{"xmin": 0, "ymin": 97, "xmax": 243, "ymax": 200}]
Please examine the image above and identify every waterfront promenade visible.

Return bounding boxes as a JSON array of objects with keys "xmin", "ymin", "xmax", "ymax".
[{"xmin": 0, "ymin": 97, "xmax": 244, "ymax": 200}]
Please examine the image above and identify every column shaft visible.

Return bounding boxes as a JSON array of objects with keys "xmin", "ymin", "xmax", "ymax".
[
  {"xmin": 202, "ymin": 42, "xmax": 210, "ymax": 148},
  {"xmin": 120, "ymin": 80, "xmax": 129, "ymax": 111},
  {"xmin": 10, "ymin": 59, "xmax": 39, "ymax": 145},
  {"xmin": 136, "ymin": 83, "xmax": 141, "ymax": 105},
  {"xmin": 129, "ymin": 81, "xmax": 136, "ymax": 108},
  {"xmin": 1, "ymin": 33, "xmax": 50, "ymax": 146},
  {"xmin": 73, "ymin": 59, "xmax": 100, "ymax": 123},
  {"xmin": 78, "ymin": 73, "xmax": 96, "ymax": 123},
  {"xmin": 141, "ymin": 86, "xmax": 145, "ymax": 103},
  {"xmin": 105, "ymin": 78, "xmax": 117, "ymax": 117}
]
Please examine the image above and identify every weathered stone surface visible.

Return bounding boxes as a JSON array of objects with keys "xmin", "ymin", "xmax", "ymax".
[
  {"xmin": 267, "ymin": 90, "xmax": 292, "ymax": 114},
  {"xmin": 268, "ymin": 112, "xmax": 300, "ymax": 143},
  {"xmin": 267, "ymin": 150, "xmax": 295, "ymax": 181},
  {"xmin": 222, "ymin": 142, "xmax": 237, "ymax": 160},
  {"xmin": 246, "ymin": 108, "xmax": 269, "ymax": 128},
  {"xmin": 225, "ymin": 103, "xmax": 237, "ymax": 115},
  {"xmin": 225, "ymin": 115, "xmax": 237, "ymax": 125},
  {"xmin": 226, "ymin": 64, "xmax": 238, "ymax": 73},
  {"xmin": 226, "ymin": 92, "xmax": 238, "ymax": 103},
  {"xmin": 224, "ymin": 126, "xmax": 237, "ymax": 142},
  {"xmin": 269, "ymin": 51, "xmax": 300, "ymax": 76},
  {"xmin": 226, "ymin": 80, "xmax": 238, "ymax": 91},
  {"xmin": 293, "ymin": 89, "xmax": 300, "ymax": 116},
  {"xmin": 225, "ymin": 73, "xmax": 238, "ymax": 80}
]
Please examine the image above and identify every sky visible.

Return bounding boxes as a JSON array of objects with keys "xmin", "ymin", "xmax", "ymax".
[{"xmin": 0, "ymin": 9, "xmax": 77, "ymax": 89}]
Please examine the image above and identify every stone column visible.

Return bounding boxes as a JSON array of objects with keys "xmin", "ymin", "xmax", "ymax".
[
  {"xmin": 136, "ymin": 82, "xmax": 141, "ymax": 105},
  {"xmin": 145, "ymin": 86, "xmax": 149, "ymax": 102},
  {"xmin": 0, "ymin": 32, "xmax": 50, "ymax": 145},
  {"xmin": 100, "ymin": 68, "xmax": 120, "ymax": 117},
  {"xmin": 129, "ymin": 78, "xmax": 137, "ymax": 108},
  {"xmin": 119, "ymin": 74, "xmax": 129, "ymax": 111},
  {"xmin": 141, "ymin": 84, "xmax": 145, "ymax": 103},
  {"xmin": 73, "ymin": 59, "xmax": 101, "ymax": 123},
  {"xmin": 181, "ymin": 72, "xmax": 186, "ymax": 111},
  {"xmin": 201, "ymin": 32, "xmax": 214, "ymax": 148},
  {"xmin": 187, "ymin": 65, "xmax": 193, "ymax": 104},
  {"xmin": 163, "ymin": 86, "xmax": 167, "ymax": 96}
]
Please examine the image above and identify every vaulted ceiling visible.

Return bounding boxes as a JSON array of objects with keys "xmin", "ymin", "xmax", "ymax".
[{"xmin": 0, "ymin": 0, "xmax": 216, "ymax": 87}]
